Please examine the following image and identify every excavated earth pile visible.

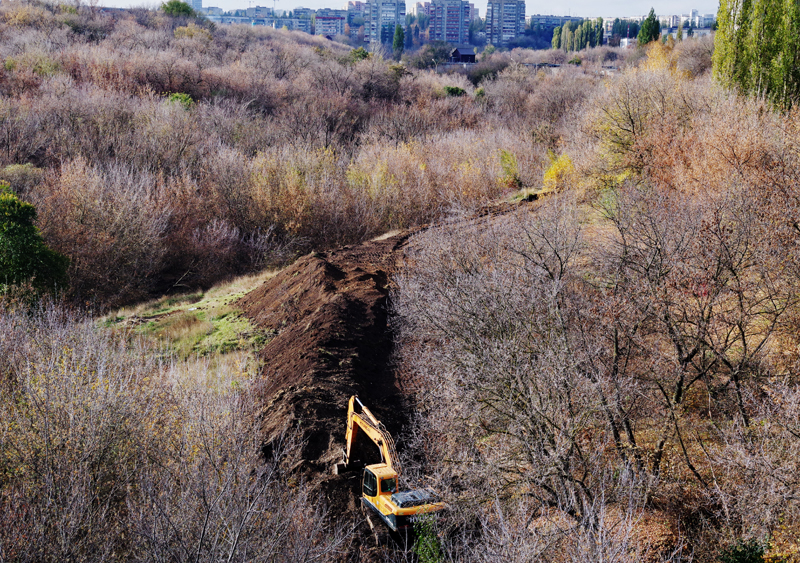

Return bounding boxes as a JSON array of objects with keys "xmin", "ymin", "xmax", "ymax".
[{"xmin": 237, "ymin": 231, "xmax": 418, "ymax": 521}]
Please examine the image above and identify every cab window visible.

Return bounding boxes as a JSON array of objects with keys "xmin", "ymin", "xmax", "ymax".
[
  {"xmin": 363, "ymin": 469, "xmax": 377, "ymax": 497},
  {"xmin": 381, "ymin": 477, "xmax": 397, "ymax": 493}
]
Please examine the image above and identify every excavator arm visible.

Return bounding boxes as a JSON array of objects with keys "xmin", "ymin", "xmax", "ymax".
[{"xmin": 341, "ymin": 396, "xmax": 400, "ymax": 476}]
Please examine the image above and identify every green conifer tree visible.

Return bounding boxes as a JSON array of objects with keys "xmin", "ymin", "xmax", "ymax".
[
  {"xmin": 0, "ymin": 184, "xmax": 68, "ymax": 293},
  {"xmin": 392, "ymin": 24, "xmax": 404, "ymax": 59},
  {"xmin": 637, "ymin": 8, "xmax": 660, "ymax": 45}
]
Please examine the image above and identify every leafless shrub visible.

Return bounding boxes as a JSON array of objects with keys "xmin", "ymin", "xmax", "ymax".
[
  {"xmin": 674, "ymin": 34, "xmax": 715, "ymax": 78},
  {"xmin": 394, "ymin": 178, "xmax": 798, "ymax": 559},
  {"xmin": 711, "ymin": 381, "xmax": 800, "ymax": 541},
  {"xmin": 33, "ymin": 158, "xmax": 171, "ymax": 306},
  {"xmin": 0, "ymin": 306, "xmax": 165, "ymax": 561},
  {"xmin": 0, "ymin": 303, "xmax": 353, "ymax": 562},
  {"xmin": 395, "ymin": 198, "xmax": 607, "ymax": 505},
  {"xmin": 0, "ymin": 162, "xmax": 43, "ymax": 196},
  {"xmin": 128, "ymin": 392, "xmax": 353, "ymax": 563},
  {"xmin": 392, "ymin": 198, "xmax": 705, "ymax": 561}
]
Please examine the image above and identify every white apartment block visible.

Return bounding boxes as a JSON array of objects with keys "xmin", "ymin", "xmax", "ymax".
[
  {"xmin": 430, "ymin": 0, "xmax": 471, "ymax": 44},
  {"xmin": 315, "ymin": 16, "xmax": 346, "ymax": 36}
]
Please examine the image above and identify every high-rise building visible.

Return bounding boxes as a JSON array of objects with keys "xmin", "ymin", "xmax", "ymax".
[
  {"xmin": 430, "ymin": 0, "xmax": 470, "ymax": 44},
  {"xmin": 412, "ymin": 1, "xmax": 432, "ymax": 16},
  {"xmin": 294, "ymin": 7, "xmax": 315, "ymax": 18},
  {"xmin": 485, "ymin": 0, "xmax": 525, "ymax": 47},
  {"xmin": 190, "ymin": 0, "xmax": 202, "ymax": 12},
  {"xmin": 365, "ymin": 0, "xmax": 405, "ymax": 43},
  {"xmin": 315, "ymin": 16, "xmax": 347, "ymax": 36},
  {"xmin": 316, "ymin": 8, "xmax": 348, "ymax": 36},
  {"xmin": 246, "ymin": 5, "xmax": 273, "ymax": 17},
  {"xmin": 346, "ymin": 1, "xmax": 367, "ymax": 22}
]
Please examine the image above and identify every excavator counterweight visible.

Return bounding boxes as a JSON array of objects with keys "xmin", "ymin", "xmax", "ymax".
[{"xmin": 337, "ymin": 396, "xmax": 444, "ymax": 532}]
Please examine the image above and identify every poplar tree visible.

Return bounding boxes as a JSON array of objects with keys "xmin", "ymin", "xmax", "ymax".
[
  {"xmin": 713, "ymin": 0, "xmax": 752, "ymax": 90},
  {"xmin": 552, "ymin": 26, "xmax": 561, "ymax": 49},
  {"xmin": 581, "ymin": 20, "xmax": 591, "ymax": 48},
  {"xmin": 714, "ymin": 0, "xmax": 800, "ymax": 108},
  {"xmin": 562, "ymin": 23, "xmax": 573, "ymax": 52},
  {"xmin": 594, "ymin": 18, "xmax": 604, "ymax": 47},
  {"xmin": 392, "ymin": 24, "xmax": 404, "ymax": 59}
]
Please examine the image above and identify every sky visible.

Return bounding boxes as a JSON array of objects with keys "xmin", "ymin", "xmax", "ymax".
[{"xmin": 104, "ymin": 0, "xmax": 720, "ymax": 20}]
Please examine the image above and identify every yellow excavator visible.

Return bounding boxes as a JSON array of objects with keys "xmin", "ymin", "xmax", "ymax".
[{"xmin": 336, "ymin": 395, "xmax": 444, "ymax": 532}]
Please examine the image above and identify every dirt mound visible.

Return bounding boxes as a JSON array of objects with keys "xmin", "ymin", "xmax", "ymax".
[{"xmin": 237, "ymin": 232, "xmax": 418, "ymax": 514}]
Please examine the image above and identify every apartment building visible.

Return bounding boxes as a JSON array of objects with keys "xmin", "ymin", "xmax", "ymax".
[
  {"xmin": 530, "ymin": 14, "xmax": 582, "ymax": 27},
  {"xmin": 293, "ymin": 7, "xmax": 315, "ymax": 18},
  {"xmin": 365, "ymin": 0, "xmax": 405, "ymax": 43},
  {"xmin": 346, "ymin": 1, "xmax": 367, "ymax": 21},
  {"xmin": 485, "ymin": 0, "xmax": 525, "ymax": 47},
  {"xmin": 246, "ymin": 5, "xmax": 273, "ymax": 17},
  {"xmin": 315, "ymin": 8, "xmax": 348, "ymax": 36},
  {"xmin": 430, "ymin": 0, "xmax": 471, "ymax": 44},
  {"xmin": 411, "ymin": 2, "xmax": 432, "ymax": 17}
]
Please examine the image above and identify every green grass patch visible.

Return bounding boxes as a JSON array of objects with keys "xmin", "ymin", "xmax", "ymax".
[{"xmin": 101, "ymin": 270, "xmax": 277, "ymax": 360}]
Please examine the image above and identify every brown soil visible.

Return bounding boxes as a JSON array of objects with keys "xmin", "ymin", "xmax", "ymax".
[{"xmin": 237, "ymin": 231, "xmax": 417, "ymax": 520}]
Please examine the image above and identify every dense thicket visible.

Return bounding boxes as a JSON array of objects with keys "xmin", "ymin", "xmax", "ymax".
[
  {"xmin": 393, "ymin": 39, "xmax": 800, "ymax": 563},
  {"xmin": 0, "ymin": 0, "xmax": 609, "ymax": 308},
  {"xmin": 0, "ymin": 306, "xmax": 351, "ymax": 561},
  {"xmin": 1, "ymin": 2, "xmax": 758, "ymax": 560}
]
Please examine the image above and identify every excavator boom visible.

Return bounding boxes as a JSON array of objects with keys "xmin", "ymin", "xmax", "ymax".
[{"xmin": 342, "ymin": 396, "xmax": 400, "ymax": 475}]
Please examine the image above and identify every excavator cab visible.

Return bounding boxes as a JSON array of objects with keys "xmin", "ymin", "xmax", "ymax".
[
  {"xmin": 362, "ymin": 468, "xmax": 396, "ymax": 496},
  {"xmin": 338, "ymin": 396, "xmax": 444, "ymax": 532}
]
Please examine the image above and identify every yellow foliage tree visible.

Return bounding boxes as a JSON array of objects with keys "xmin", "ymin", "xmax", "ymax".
[{"xmin": 542, "ymin": 153, "xmax": 575, "ymax": 192}]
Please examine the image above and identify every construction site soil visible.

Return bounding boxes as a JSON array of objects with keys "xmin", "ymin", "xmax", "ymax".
[{"xmin": 236, "ymin": 201, "xmax": 534, "ymax": 554}]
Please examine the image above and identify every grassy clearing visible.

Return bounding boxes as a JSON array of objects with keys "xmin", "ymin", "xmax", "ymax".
[{"xmin": 101, "ymin": 270, "xmax": 277, "ymax": 369}]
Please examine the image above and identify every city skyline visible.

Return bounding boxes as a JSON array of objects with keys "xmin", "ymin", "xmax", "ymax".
[{"xmin": 103, "ymin": 0, "xmax": 719, "ymax": 21}]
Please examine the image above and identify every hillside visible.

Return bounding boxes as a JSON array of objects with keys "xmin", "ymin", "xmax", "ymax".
[{"xmin": 2, "ymin": 2, "xmax": 800, "ymax": 562}]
